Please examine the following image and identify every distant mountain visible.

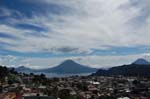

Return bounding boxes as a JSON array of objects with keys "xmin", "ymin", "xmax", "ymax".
[
  {"xmin": 38, "ymin": 60, "xmax": 97, "ymax": 74},
  {"xmin": 132, "ymin": 58, "xmax": 150, "ymax": 65},
  {"xmin": 15, "ymin": 66, "xmax": 34, "ymax": 73},
  {"xmin": 15, "ymin": 60, "xmax": 98, "ymax": 74},
  {"xmin": 93, "ymin": 58, "xmax": 150, "ymax": 77}
]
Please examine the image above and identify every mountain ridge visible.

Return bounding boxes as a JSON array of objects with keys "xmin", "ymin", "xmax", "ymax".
[
  {"xmin": 132, "ymin": 58, "xmax": 150, "ymax": 65},
  {"xmin": 37, "ymin": 59, "xmax": 97, "ymax": 74},
  {"xmin": 15, "ymin": 60, "xmax": 98, "ymax": 74},
  {"xmin": 93, "ymin": 58, "xmax": 150, "ymax": 77}
]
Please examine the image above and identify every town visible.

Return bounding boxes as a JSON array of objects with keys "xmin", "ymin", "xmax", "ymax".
[
  {"xmin": 1, "ymin": 0, "xmax": 150, "ymax": 98},
  {"xmin": 0, "ymin": 66, "xmax": 150, "ymax": 99}
]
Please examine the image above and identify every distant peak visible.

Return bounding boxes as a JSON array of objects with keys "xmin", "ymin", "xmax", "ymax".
[
  {"xmin": 18, "ymin": 66, "xmax": 26, "ymax": 68},
  {"xmin": 17, "ymin": 66, "xmax": 31, "ymax": 69},
  {"xmin": 64, "ymin": 59, "xmax": 75, "ymax": 63},
  {"xmin": 60, "ymin": 59, "xmax": 77, "ymax": 65},
  {"xmin": 132, "ymin": 58, "xmax": 150, "ymax": 65}
]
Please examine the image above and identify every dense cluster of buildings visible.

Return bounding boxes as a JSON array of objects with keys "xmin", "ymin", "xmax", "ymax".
[{"xmin": 0, "ymin": 73, "xmax": 150, "ymax": 99}]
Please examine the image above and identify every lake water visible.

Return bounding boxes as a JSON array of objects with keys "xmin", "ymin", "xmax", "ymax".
[{"xmin": 33, "ymin": 72, "xmax": 92, "ymax": 78}]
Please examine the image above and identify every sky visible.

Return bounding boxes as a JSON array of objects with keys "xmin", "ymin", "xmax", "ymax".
[{"xmin": 0, "ymin": 0, "xmax": 150, "ymax": 69}]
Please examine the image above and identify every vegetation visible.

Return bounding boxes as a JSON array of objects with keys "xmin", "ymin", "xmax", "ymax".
[
  {"xmin": 0, "ymin": 66, "xmax": 18, "ymax": 83},
  {"xmin": 94, "ymin": 64, "xmax": 150, "ymax": 77}
]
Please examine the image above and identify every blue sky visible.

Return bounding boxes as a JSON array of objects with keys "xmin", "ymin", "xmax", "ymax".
[{"xmin": 0, "ymin": 0, "xmax": 150, "ymax": 69}]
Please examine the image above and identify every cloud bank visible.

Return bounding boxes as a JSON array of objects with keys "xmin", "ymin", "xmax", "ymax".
[{"xmin": 0, "ymin": 0, "xmax": 150, "ymax": 68}]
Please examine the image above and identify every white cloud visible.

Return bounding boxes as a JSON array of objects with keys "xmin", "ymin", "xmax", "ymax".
[
  {"xmin": 0, "ymin": 0, "xmax": 150, "ymax": 67},
  {"xmin": 1, "ymin": 0, "xmax": 150, "ymax": 54},
  {"xmin": 0, "ymin": 7, "xmax": 22, "ymax": 17},
  {"xmin": 0, "ymin": 0, "xmax": 150, "ymax": 52}
]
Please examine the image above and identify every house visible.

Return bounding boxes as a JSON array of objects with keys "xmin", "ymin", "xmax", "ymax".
[{"xmin": 23, "ymin": 96, "xmax": 56, "ymax": 99}]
